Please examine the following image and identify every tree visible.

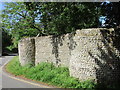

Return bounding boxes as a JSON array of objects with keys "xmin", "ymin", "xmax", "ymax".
[
  {"xmin": 1, "ymin": 2, "xmax": 42, "ymax": 49},
  {"xmin": 25, "ymin": 2, "xmax": 102, "ymax": 35},
  {"xmin": 101, "ymin": 2, "xmax": 120, "ymax": 28},
  {"xmin": 1, "ymin": 2, "xmax": 103, "ymax": 49},
  {"xmin": 2, "ymin": 28, "xmax": 12, "ymax": 52}
]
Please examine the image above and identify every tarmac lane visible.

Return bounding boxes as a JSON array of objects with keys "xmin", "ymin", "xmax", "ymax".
[{"xmin": 0, "ymin": 56, "xmax": 58, "ymax": 89}]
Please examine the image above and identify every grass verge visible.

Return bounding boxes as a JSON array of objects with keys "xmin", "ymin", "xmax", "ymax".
[{"xmin": 6, "ymin": 56, "xmax": 97, "ymax": 89}]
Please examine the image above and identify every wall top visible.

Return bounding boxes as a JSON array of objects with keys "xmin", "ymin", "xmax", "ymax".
[{"xmin": 19, "ymin": 28, "xmax": 115, "ymax": 41}]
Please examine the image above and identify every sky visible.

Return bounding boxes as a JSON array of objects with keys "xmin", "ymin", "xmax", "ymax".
[
  {"xmin": 0, "ymin": 2, "xmax": 4, "ymax": 11},
  {"xmin": 0, "ymin": 0, "xmax": 15, "ymax": 11}
]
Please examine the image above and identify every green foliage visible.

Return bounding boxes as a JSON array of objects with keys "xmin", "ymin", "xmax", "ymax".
[
  {"xmin": 1, "ymin": 2, "xmax": 103, "ymax": 49},
  {"xmin": 6, "ymin": 45, "xmax": 15, "ymax": 51},
  {"xmin": 34, "ymin": 2, "xmax": 102, "ymax": 35},
  {"xmin": 1, "ymin": 2, "xmax": 41, "ymax": 49},
  {"xmin": 6, "ymin": 56, "xmax": 23, "ymax": 75},
  {"xmin": 101, "ymin": 2, "xmax": 120, "ymax": 28},
  {"xmin": 3, "ymin": 2, "xmax": 119, "ymax": 49},
  {"xmin": 6, "ymin": 56, "xmax": 96, "ymax": 89},
  {"xmin": 2, "ymin": 29, "xmax": 12, "ymax": 52}
]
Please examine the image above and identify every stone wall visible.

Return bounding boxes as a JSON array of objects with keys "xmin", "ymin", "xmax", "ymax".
[
  {"xmin": 69, "ymin": 28, "xmax": 120, "ymax": 85},
  {"xmin": 35, "ymin": 34, "xmax": 74, "ymax": 67},
  {"xmin": 18, "ymin": 28, "xmax": 120, "ymax": 85},
  {"xmin": 18, "ymin": 38, "xmax": 35, "ymax": 66}
]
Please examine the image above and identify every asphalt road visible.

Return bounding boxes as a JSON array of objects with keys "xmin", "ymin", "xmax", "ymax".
[{"xmin": 0, "ymin": 55, "xmax": 57, "ymax": 89}]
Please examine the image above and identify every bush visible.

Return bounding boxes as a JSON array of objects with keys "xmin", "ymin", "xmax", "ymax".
[{"xmin": 6, "ymin": 56, "xmax": 96, "ymax": 89}]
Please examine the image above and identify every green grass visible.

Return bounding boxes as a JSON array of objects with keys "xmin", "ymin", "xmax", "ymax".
[{"xmin": 6, "ymin": 56, "xmax": 97, "ymax": 89}]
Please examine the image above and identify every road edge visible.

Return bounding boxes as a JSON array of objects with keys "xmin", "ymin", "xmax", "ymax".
[{"xmin": 2, "ymin": 56, "xmax": 60, "ymax": 89}]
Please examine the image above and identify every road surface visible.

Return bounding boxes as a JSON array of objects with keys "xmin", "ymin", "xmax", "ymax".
[{"xmin": 0, "ymin": 55, "xmax": 58, "ymax": 89}]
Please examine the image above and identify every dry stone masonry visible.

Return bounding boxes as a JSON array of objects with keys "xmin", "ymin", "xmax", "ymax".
[
  {"xmin": 19, "ymin": 28, "xmax": 120, "ymax": 85},
  {"xmin": 18, "ymin": 38, "xmax": 35, "ymax": 66}
]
